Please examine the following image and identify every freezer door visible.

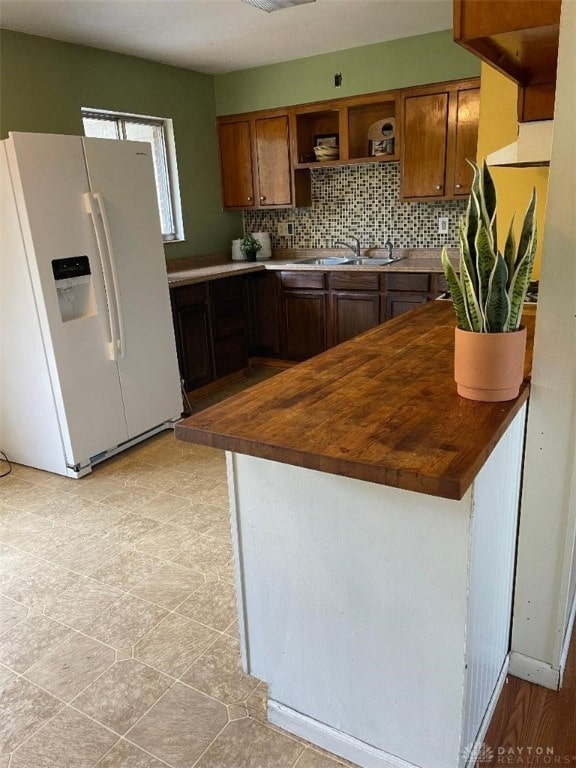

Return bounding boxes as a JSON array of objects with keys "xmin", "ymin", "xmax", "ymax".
[
  {"xmin": 7, "ymin": 133, "xmax": 129, "ymax": 465},
  {"xmin": 82, "ymin": 138, "xmax": 182, "ymax": 437}
]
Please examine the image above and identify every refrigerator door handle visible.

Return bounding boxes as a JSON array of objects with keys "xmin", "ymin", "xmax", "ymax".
[
  {"xmin": 84, "ymin": 192, "xmax": 125, "ymax": 360},
  {"xmin": 93, "ymin": 192, "xmax": 126, "ymax": 359}
]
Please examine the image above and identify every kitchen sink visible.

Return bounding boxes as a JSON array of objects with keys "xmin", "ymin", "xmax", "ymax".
[
  {"xmin": 294, "ymin": 257, "xmax": 354, "ymax": 266},
  {"xmin": 291, "ymin": 256, "xmax": 405, "ymax": 267},
  {"xmin": 346, "ymin": 257, "xmax": 401, "ymax": 266}
]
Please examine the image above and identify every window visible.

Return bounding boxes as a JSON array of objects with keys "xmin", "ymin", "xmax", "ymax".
[{"xmin": 82, "ymin": 109, "xmax": 184, "ymax": 242}]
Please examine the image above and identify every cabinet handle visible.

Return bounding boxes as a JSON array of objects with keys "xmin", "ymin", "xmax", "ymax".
[
  {"xmin": 455, "ymin": 183, "xmax": 462, "ymax": 189},
  {"xmin": 247, "ymin": 196, "xmax": 252, "ymax": 202},
  {"xmin": 434, "ymin": 185, "xmax": 441, "ymax": 190},
  {"xmin": 260, "ymin": 196, "xmax": 266, "ymax": 202}
]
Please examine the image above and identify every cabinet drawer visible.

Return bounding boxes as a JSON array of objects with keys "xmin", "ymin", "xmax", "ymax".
[
  {"xmin": 171, "ymin": 282, "xmax": 208, "ymax": 309},
  {"xmin": 329, "ymin": 271, "xmax": 381, "ymax": 291},
  {"xmin": 280, "ymin": 271, "xmax": 326, "ymax": 290},
  {"xmin": 386, "ymin": 273, "xmax": 430, "ymax": 292},
  {"xmin": 431, "ymin": 273, "xmax": 449, "ymax": 294},
  {"xmin": 210, "ymin": 276, "xmax": 244, "ymax": 300}
]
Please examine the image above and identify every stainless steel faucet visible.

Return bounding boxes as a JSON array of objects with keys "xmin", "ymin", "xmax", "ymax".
[
  {"xmin": 334, "ymin": 236, "xmax": 361, "ymax": 258},
  {"xmin": 384, "ymin": 237, "xmax": 393, "ymax": 260}
]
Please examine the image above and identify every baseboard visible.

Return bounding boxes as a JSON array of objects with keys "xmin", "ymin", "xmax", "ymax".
[
  {"xmin": 508, "ymin": 592, "xmax": 576, "ymax": 691},
  {"xmin": 508, "ymin": 652, "xmax": 560, "ymax": 690},
  {"xmin": 462, "ymin": 658, "xmax": 509, "ymax": 768},
  {"xmin": 185, "ymin": 370, "xmax": 247, "ymax": 403},
  {"xmin": 267, "ymin": 700, "xmax": 419, "ymax": 768}
]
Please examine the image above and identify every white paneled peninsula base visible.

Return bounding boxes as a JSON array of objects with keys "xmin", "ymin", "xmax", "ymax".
[
  {"xmin": 176, "ymin": 302, "xmax": 536, "ymax": 768},
  {"xmin": 225, "ymin": 407, "xmax": 524, "ymax": 768}
]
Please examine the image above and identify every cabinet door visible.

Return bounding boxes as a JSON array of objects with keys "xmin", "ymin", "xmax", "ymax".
[
  {"xmin": 402, "ymin": 92, "xmax": 449, "ymax": 199},
  {"xmin": 451, "ymin": 87, "xmax": 480, "ymax": 197},
  {"xmin": 211, "ymin": 277, "xmax": 248, "ymax": 378},
  {"xmin": 173, "ymin": 304, "xmax": 213, "ymax": 391},
  {"xmin": 330, "ymin": 292, "xmax": 381, "ymax": 346},
  {"xmin": 213, "ymin": 335, "xmax": 248, "ymax": 379},
  {"xmin": 254, "ymin": 115, "xmax": 292, "ymax": 207},
  {"xmin": 248, "ymin": 272, "xmax": 281, "ymax": 357},
  {"xmin": 281, "ymin": 291, "xmax": 327, "ymax": 361},
  {"xmin": 218, "ymin": 120, "xmax": 255, "ymax": 209},
  {"xmin": 385, "ymin": 291, "xmax": 429, "ymax": 320}
]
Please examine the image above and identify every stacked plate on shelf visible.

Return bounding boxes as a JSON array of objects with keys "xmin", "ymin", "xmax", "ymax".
[{"xmin": 313, "ymin": 144, "xmax": 339, "ymax": 161}]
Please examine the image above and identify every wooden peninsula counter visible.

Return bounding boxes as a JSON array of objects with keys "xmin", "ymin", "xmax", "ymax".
[{"xmin": 176, "ymin": 301, "xmax": 536, "ymax": 768}]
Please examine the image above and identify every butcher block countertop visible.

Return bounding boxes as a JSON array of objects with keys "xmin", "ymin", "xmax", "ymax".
[{"xmin": 176, "ymin": 301, "xmax": 536, "ymax": 501}]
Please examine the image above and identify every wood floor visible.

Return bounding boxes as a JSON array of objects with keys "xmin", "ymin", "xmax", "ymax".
[{"xmin": 479, "ymin": 620, "xmax": 576, "ymax": 766}]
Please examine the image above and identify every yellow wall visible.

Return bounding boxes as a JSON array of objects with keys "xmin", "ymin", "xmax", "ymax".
[{"xmin": 476, "ymin": 64, "xmax": 549, "ymax": 278}]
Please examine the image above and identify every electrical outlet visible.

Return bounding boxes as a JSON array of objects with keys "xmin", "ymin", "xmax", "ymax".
[
  {"xmin": 278, "ymin": 221, "xmax": 295, "ymax": 236},
  {"xmin": 438, "ymin": 217, "xmax": 449, "ymax": 235}
]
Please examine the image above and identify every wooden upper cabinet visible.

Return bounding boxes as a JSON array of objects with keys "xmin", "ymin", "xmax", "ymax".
[
  {"xmin": 218, "ymin": 120, "xmax": 255, "ymax": 209},
  {"xmin": 450, "ymin": 86, "xmax": 480, "ymax": 197},
  {"xmin": 400, "ymin": 79, "xmax": 479, "ymax": 201},
  {"xmin": 217, "ymin": 77, "xmax": 479, "ymax": 208},
  {"xmin": 254, "ymin": 115, "xmax": 292, "ymax": 206},
  {"xmin": 217, "ymin": 111, "xmax": 311, "ymax": 210},
  {"xmin": 402, "ymin": 91, "xmax": 449, "ymax": 199},
  {"xmin": 453, "ymin": 0, "xmax": 561, "ymax": 121}
]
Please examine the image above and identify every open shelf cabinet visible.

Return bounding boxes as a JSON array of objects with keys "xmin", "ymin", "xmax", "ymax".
[{"xmin": 292, "ymin": 91, "xmax": 400, "ymax": 170}]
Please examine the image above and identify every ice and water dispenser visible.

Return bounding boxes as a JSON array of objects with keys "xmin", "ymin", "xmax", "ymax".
[{"xmin": 52, "ymin": 256, "xmax": 97, "ymax": 322}]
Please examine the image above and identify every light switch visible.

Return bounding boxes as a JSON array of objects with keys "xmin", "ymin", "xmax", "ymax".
[{"xmin": 278, "ymin": 221, "xmax": 295, "ymax": 236}]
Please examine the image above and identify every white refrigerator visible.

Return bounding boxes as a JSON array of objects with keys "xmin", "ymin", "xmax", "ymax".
[{"xmin": 0, "ymin": 132, "xmax": 183, "ymax": 477}]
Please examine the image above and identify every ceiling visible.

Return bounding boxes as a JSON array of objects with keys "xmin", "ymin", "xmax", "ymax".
[{"xmin": 0, "ymin": 0, "xmax": 453, "ymax": 75}]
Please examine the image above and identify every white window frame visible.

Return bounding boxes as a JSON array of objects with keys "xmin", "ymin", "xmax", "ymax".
[{"xmin": 81, "ymin": 107, "xmax": 185, "ymax": 243}]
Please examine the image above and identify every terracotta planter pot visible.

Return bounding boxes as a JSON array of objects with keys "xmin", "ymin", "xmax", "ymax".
[{"xmin": 454, "ymin": 326, "xmax": 527, "ymax": 402}]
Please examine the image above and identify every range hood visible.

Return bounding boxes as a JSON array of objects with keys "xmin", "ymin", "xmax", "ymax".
[{"xmin": 486, "ymin": 120, "xmax": 553, "ymax": 168}]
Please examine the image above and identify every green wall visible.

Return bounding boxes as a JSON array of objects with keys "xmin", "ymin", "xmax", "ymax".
[
  {"xmin": 214, "ymin": 30, "xmax": 480, "ymax": 115},
  {"xmin": 0, "ymin": 28, "xmax": 480, "ymax": 259},
  {"xmin": 0, "ymin": 29, "xmax": 242, "ymax": 259}
]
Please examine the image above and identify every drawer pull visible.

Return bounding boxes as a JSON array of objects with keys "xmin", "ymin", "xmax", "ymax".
[
  {"xmin": 260, "ymin": 196, "xmax": 266, "ymax": 202},
  {"xmin": 434, "ymin": 184, "xmax": 441, "ymax": 190},
  {"xmin": 455, "ymin": 183, "xmax": 462, "ymax": 189}
]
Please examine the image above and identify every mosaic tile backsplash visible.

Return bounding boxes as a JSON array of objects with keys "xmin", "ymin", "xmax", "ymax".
[{"xmin": 244, "ymin": 162, "xmax": 467, "ymax": 250}]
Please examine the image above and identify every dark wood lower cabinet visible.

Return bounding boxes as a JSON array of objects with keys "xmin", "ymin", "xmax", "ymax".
[
  {"xmin": 171, "ymin": 276, "xmax": 248, "ymax": 394},
  {"xmin": 247, "ymin": 271, "xmax": 281, "ymax": 357},
  {"xmin": 330, "ymin": 291, "xmax": 382, "ymax": 345},
  {"xmin": 173, "ymin": 302, "xmax": 213, "ymax": 391},
  {"xmin": 385, "ymin": 272, "xmax": 444, "ymax": 320},
  {"xmin": 211, "ymin": 277, "xmax": 248, "ymax": 378},
  {"xmin": 281, "ymin": 291, "xmax": 327, "ymax": 361},
  {"xmin": 385, "ymin": 291, "xmax": 430, "ymax": 319},
  {"xmin": 171, "ymin": 270, "xmax": 449, "ymax": 388},
  {"xmin": 170, "ymin": 283, "xmax": 213, "ymax": 392}
]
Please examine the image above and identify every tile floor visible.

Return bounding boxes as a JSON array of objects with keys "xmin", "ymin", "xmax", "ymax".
[{"xmin": 0, "ymin": 429, "xmax": 354, "ymax": 768}]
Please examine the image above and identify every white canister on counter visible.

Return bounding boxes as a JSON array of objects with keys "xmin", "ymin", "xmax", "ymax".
[
  {"xmin": 251, "ymin": 232, "xmax": 272, "ymax": 261},
  {"xmin": 231, "ymin": 239, "xmax": 245, "ymax": 261}
]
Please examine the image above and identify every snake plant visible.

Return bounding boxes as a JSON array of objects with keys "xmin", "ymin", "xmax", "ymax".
[{"xmin": 442, "ymin": 161, "xmax": 537, "ymax": 333}]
